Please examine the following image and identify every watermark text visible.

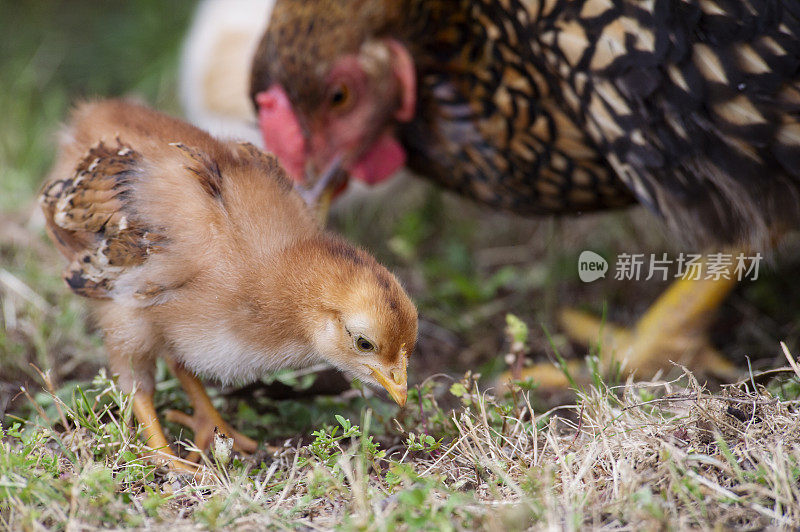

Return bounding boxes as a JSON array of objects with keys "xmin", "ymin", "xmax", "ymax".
[{"xmin": 578, "ymin": 251, "xmax": 763, "ymax": 282}]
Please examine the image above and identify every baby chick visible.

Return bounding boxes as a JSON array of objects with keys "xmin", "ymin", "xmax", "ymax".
[{"xmin": 40, "ymin": 100, "xmax": 417, "ymax": 470}]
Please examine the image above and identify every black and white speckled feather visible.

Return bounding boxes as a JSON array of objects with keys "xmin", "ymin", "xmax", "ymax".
[{"xmin": 255, "ymin": 0, "xmax": 800, "ymax": 248}]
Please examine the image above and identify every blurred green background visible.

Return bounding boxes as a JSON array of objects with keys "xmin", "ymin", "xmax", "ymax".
[
  {"xmin": 2, "ymin": 0, "xmax": 800, "ymax": 425},
  {"xmin": 0, "ymin": 0, "xmax": 194, "ymax": 211}
]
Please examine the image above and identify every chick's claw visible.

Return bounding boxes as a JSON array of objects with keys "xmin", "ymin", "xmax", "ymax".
[
  {"xmin": 164, "ymin": 407, "xmax": 258, "ymax": 462},
  {"xmin": 165, "ymin": 358, "xmax": 258, "ymax": 461}
]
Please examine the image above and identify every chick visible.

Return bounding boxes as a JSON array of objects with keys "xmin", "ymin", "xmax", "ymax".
[{"xmin": 40, "ymin": 100, "xmax": 417, "ymax": 470}]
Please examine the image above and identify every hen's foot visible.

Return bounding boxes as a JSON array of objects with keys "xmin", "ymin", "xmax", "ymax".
[{"xmin": 503, "ymin": 275, "xmax": 740, "ymax": 388}]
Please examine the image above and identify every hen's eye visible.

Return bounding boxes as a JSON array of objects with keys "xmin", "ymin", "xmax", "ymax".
[
  {"xmin": 355, "ymin": 336, "xmax": 376, "ymax": 352},
  {"xmin": 330, "ymin": 83, "xmax": 351, "ymax": 109}
]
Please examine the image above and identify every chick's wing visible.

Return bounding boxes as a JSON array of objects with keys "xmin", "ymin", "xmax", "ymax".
[{"xmin": 40, "ymin": 140, "xmax": 168, "ymax": 301}]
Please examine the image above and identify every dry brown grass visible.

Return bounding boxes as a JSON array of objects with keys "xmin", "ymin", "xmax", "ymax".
[{"xmin": 4, "ymin": 361, "xmax": 800, "ymax": 530}]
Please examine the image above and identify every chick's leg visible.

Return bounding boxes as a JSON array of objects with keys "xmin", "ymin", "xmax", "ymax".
[
  {"xmin": 508, "ymin": 269, "xmax": 740, "ymax": 388},
  {"xmin": 164, "ymin": 358, "xmax": 258, "ymax": 462},
  {"xmin": 99, "ymin": 308, "xmax": 197, "ymax": 472},
  {"xmin": 132, "ymin": 390, "xmax": 198, "ymax": 472}
]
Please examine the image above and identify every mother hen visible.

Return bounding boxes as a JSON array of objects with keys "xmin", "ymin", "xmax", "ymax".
[{"xmin": 249, "ymin": 0, "xmax": 800, "ymax": 382}]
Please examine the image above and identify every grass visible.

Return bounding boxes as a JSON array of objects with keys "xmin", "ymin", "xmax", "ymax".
[
  {"xmin": 4, "ymin": 360, "xmax": 800, "ymax": 529},
  {"xmin": 4, "ymin": 0, "xmax": 800, "ymax": 529}
]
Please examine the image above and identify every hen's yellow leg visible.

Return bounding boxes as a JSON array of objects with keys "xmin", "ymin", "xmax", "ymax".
[
  {"xmin": 164, "ymin": 358, "xmax": 258, "ymax": 463},
  {"xmin": 132, "ymin": 390, "xmax": 198, "ymax": 472},
  {"xmin": 562, "ymin": 274, "xmax": 738, "ymax": 375},
  {"xmin": 507, "ymin": 268, "xmax": 740, "ymax": 388}
]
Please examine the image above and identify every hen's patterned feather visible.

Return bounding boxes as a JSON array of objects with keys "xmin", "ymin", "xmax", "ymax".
[
  {"xmin": 256, "ymin": 0, "xmax": 800, "ymax": 248},
  {"xmin": 40, "ymin": 140, "xmax": 165, "ymax": 299}
]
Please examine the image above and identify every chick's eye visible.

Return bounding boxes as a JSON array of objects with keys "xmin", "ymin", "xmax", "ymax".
[
  {"xmin": 355, "ymin": 336, "xmax": 376, "ymax": 352},
  {"xmin": 330, "ymin": 83, "xmax": 351, "ymax": 109}
]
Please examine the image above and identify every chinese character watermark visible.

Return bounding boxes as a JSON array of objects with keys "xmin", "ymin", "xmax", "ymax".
[{"xmin": 579, "ymin": 251, "xmax": 762, "ymax": 283}]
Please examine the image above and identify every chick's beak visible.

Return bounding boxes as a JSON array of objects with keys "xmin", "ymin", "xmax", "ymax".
[{"xmin": 367, "ymin": 347, "xmax": 408, "ymax": 406}]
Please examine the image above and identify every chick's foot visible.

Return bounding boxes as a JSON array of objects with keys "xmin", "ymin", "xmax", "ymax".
[
  {"xmin": 165, "ymin": 359, "xmax": 258, "ymax": 463},
  {"xmin": 132, "ymin": 390, "xmax": 201, "ymax": 474}
]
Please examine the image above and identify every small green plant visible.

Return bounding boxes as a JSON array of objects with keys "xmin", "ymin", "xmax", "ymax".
[
  {"xmin": 405, "ymin": 432, "xmax": 443, "ymax": 453},
  {"xmin": 261, "ymin": 367, "xmax": 318, "ymax": 390},
  {"xmin": 505, "ymin": 313, "xmax": 529, "ymax": 348},
  {"xmin": 301, "ymin": 414, "xmax": 385, "ymax": 475},
  {"xmin": 305, "ymin": 415, "xmax": 361, "ymax": 468}
]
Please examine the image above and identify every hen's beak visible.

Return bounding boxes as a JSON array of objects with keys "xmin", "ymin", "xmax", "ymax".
[
  {"xmin": 367, "ymin": 346, "xmax": 408, "ymax": 406},
  {"xmin": 297, "ymin": 154, "xmax": 345, "ymax": 224}
]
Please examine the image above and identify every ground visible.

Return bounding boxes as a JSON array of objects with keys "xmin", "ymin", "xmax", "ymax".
[{"xmin": 2, "ymin": 1, "xmax": 800, "ymax": 530}]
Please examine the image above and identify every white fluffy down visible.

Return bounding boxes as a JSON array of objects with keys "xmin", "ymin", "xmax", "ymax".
[{"xmin": 173, "ymin": 326, "xmax": 320, "ymax": 386}]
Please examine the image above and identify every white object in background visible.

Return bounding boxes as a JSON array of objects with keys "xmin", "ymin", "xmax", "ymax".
[{"xmin": 179, "ymin": 0, "xmax": 274, "ymax": 146}]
